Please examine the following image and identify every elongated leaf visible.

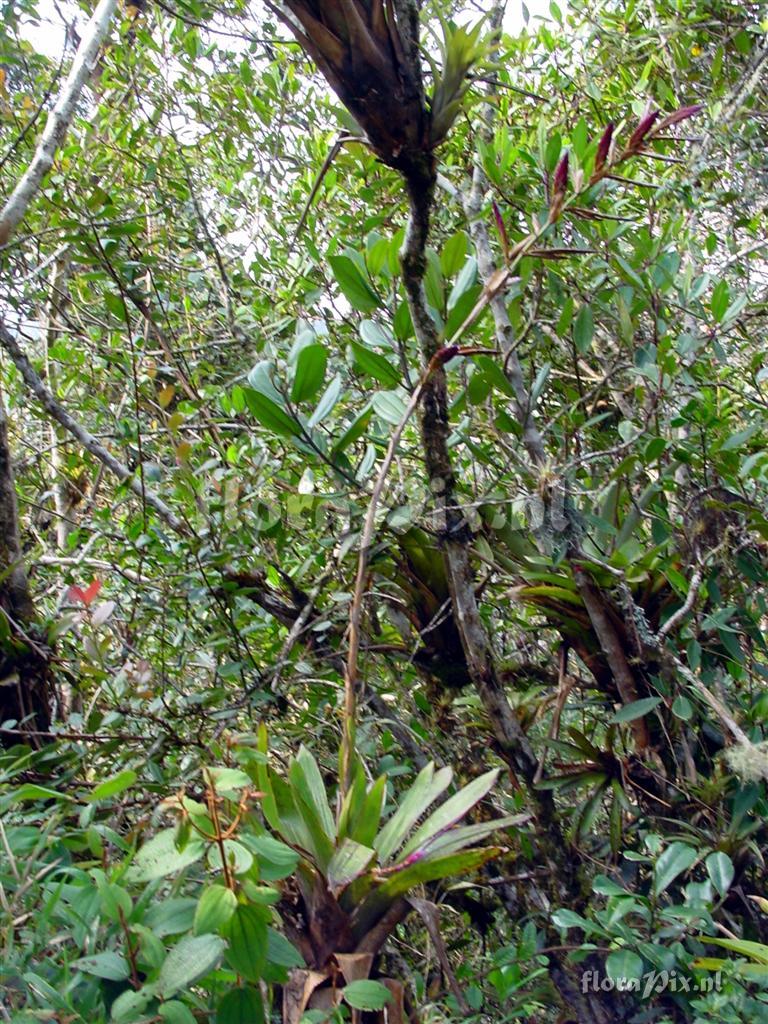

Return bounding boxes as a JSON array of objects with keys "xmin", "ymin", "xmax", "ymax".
[
  {"xmin": 350, "ymin": 341, "xmax": 400, "ymax": 387},
  {"xmin": 272, "ymin": 774, "xmax": 325, "ymax": 862},
  {"xmin": 375, "ymin": 764, "xmax": 453, "ymax": 863},
  {"xmin": 356, "ymin": 848, "xmax": 499, "ymax": 931},
  {"xmin": 308, "ymin": 374, "xmax": 343, "ymax": 428},
  {"xmin": 255, "ymin": 724, "xmax": 281, "ymax": 833},
  {"xmin": 573, "ymin": 303, "xmax": 593, "ymax": 353},
  {"xmin": 611, "ymin": 697, "xmax": 662, "ymax": 723},
  {"xmin": 244, "ymin": 388, "xmax": 302, "ymax": 438},
  {"xmin": 329, "ymin": 254, "xmax": 380, "ymax": 312},
  {"xmin": 420, "ymin": 814, "xmax": 527, "ymax": 860},
  {"xmin": 349, "ymin": 774, "xmax": 387, "ymax": 848},
  {"xmin": 293, "ymin": 746, "xmax": 336, "ymax": 840},
  {"xmin": 706, "ymin": 936, "xmax": 768, "ymax": 964},
  {"xmin": 400, "ymin": 768, "xmax": 500, "ymax": 859},
  {"xmin": 327, "ymin": 839, "xmax": 376, "ymax": 894},
  {"xmin": 88, "ymin": 769, "xmax": 137, "ymax": 802},
  {"xmin": 337, "ymin": 761, "xmax": 367, "ymax": 841},
  {"xmin": 291, "ymin": 343, "xmax": 327, "ymax": 403}
]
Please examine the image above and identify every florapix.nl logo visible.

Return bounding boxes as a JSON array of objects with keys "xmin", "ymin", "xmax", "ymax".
[{"xmin": 581, "ymin": 968, "xmax": 723, "ymax": 999}]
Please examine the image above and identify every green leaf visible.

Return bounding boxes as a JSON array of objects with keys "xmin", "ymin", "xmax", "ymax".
[
  {"xmin": 606, "ymin": 949, "xmax": 643, "ymax": 984},
  {"xmin": 126, "ymin": 828, "xmax": 205, "ymax": 883},
  {"xmin": 9, "ymin": 784, "xmax": 73, "ymax": 803},
  {"xmin": 706, "ymin": 852, "xmax": 734, "ymax": 897},
  {"xmin": 573, "ymin": 304, "xmax": 594, "ymax": 353},
  {"xmin": 111, "ymin": 986, "xmax": 156, "ymax": 1021},
  {"xmin": 217, "ymin": 987, "xmax": 266, "ymax": 1024},
  {"xmin": 244, "ymin": 388, "xmax": 302, "ymax": 438},
  {"xmin": 400, "ymin": 768, "xmax": 500, "ymax": 859},
  {"xmin": 348, "ymin": 774, "xmax": 387, "ymax": 847},
  {"xmin": 653, "ymin": 842, "xmax": 698, "ymax": 895},
  {"xmin": 194, "ymin": 885, "xmax": 237, "ymax": 934},
  {"xmin": 706, "ymin": 936, "xmax": 768, "ymax": 964},
  {"xmin": 419, "ymin": 814, "xmax": 527, "ymax": 859},
  {"xmin": 292, "ymin": 745, "xmax": 336, "ymax": 840},
  {"xmin": 375, "ymin": 763, "xmax": 453, "ymax": 863},
  {"xmin": 247, "ymin": 359, "xmax": 284, "ymax": 403},
  {"xmin": 372, "ymin": 389, "xmax": 408, "ymax": 426},
  {"xmin": 441, "ymin": 231, "xmax": 469, "ymax": 277},
  {"xmin": 327, "ymin": 838, "xmax": 376, "ymax": 893},
  {"xmin": 291, "ymin": 343, "xmax": 327, "ymax": 403},
  {"xmin": 671, "ymin": 695, "xmax": 693, "ymax": 720},
  {"xmin": 223, "ymin": 904, "xmax": 269, "ymax": 981},
  {"xmin": 359, "ymin": 320, "xmax": 394, "ymax": 349},
  {"xmin": 88, "ymin": 769, "xmax": 137, "ymax": 802},
  {"xmin": 308, "ymin": 374, "xmax": 343, "ymax": 428},
  {"xmin": 329, "ymin": 254, "xmax": 380, "ymax": 312},
  {"xmin": 611, "ymin": 697, "xmax": 662, "ymax": 724},
  {"xmin": 343, "ymin": 980, "xmax": 392, "ymax": 1011},
  {"xmin": 332, "ymin": 404, "xmax": 373, "ymax": 456},
  {"xmin": 447, "ymin": 257, "xmax": 478, "ymax": 311},
  {"xmin": 73, "ymin": 952, "xmax": 130, "ymax": 981},
  {"xmin": 350, "ymin": 341, "xmax": 400, "ymax": 387},
  {"xmin": 156, "ymin": 934, "xmax": 226, "ymax": 998},
  {"xmin": 206, "ymin": 767, "xmax": 253, "ymax": 794},
  {"xmin": 245, "ymin": 834, "xmax": 299, "ymax": 881},
  {"xmin": 207, "ymin": 839, "xmax": 254, "ymax": 876},
  {"xmin": 710, "ymin": 279, "xmax": 730, "ymax": 322},
  {"xmin": 158, "ymin": 1002, "xmax": 197, "ymax": 1024},
  {"xmin": 544, "ymin": 132, "xmax": 562, "ymax": 173},
  {"xmin": 144, "ymin": 898, "xmax": 197, "ymax": 937},
  {"xmin": 363, "ymin": 848, "xmax": 499, "ymax": 912},
  {"xmin": 266, "ymin": 927, "xmax": 305, "ymax": 968}
]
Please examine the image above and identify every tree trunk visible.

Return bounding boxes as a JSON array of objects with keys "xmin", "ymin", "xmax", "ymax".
[{"xmin": 0, "ymin": 388, "xmax": 51, "ymax": 741}]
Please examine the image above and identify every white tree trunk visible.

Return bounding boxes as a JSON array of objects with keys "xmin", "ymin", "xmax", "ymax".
[{"xmin": 0, "ymin": 0, "xmax": 118, "ymax": 248}]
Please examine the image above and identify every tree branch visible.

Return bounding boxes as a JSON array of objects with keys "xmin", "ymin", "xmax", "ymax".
[
  {"xmin": 0, "ymin": 0, "xmax": 118, "ymax": 248},
  {"xmin": 0, "ymin": 317, "xmax": 187, "ymax": 535}
]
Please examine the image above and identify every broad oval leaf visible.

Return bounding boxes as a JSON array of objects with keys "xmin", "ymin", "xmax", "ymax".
[
  {"xmin": 706, "ymin": 851, "xmax": 735, "ymax": 897},
  {"xmin": 194, "ymin": 884, "xmax": 237, "ymax": 935},
  {"xmin": 223, "ymin": 903, "xmax": 269, "ymax": 981},
  {"xmin": 653, "ymin": 841, "xmax": 698, "ymax": 895},
  {"xmin": 217, "ymin": 986, "xmax": 265, "ymax": 1024},
  {"xmin": 343, "ymin": 980, "xmax": 392, "ymax": 1011},
  {"xmin": 125, "ymin": 828, "xmax": 205, "ymax": 883},
  {"xmin": 73, "ymin": 951, "xmax": 130, "ymax": 981},
  {"xmin": 606, "ymin": 949, "xmax": 644, "ymax": 984},
  {"xmin": 156, "ymin": 933, "xmax": 227, "ymax": 998}
]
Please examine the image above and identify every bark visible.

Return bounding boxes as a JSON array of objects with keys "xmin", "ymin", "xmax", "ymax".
[
  {"xmin": 0, "ymin": 389, "xmax": 51, "ymax": 739},
  {"xmin": 400, "ymin": 166, "xmax": 555, "ymax": 819}
]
